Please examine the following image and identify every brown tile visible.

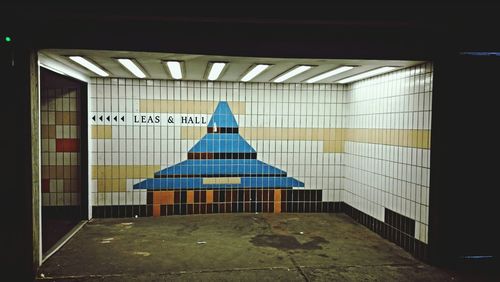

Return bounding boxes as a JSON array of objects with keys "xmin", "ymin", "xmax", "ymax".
[
  {"xmin": 41, "ymin": 166, "xmax": 49, "ymax": 179},
  {"xmin": 55, "ymin": 112, "xmax": 64, "ymax": 124},
  {"xmin": 49, "ymin": 165, "xmax": 57, "ymax": 178},
  {"xmin": 153, "ymin": 205, "xmax": 161, "ymax": 217},
  {"xmin": 69, "ymin": 112, "xmax": 78, "ymax": 124},
  {"xmin": 56, "ymin": 166, "xmax": 64, "ymax": 178},
  {"xmin": 63, "ymin": 179, "xmax": 72, "ymax": 192},
  {"xmin": 41, "ymin": 126, "xmax": 48, "ymax": 139},
  {"xmin": 64, "ymin": 166, "xmax": 71, "ymax": 179}
]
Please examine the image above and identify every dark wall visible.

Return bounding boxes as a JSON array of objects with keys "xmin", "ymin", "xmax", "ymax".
[
  {"xmin": 1, "ymin": 46, "xmax": 34, "ymax": 279},
  {"xmin": 430, "ymin": 55, "xmax": 500, "ymax": 267}
]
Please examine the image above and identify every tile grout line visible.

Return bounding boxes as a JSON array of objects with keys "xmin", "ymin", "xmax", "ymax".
[{"xmin": 288, "ymin": 254, "xmax": 310, "ymax": 282}]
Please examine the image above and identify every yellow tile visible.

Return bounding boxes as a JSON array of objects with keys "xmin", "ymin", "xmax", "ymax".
[
  {"xmin": 96, "ymin": 178, "xmax": 127, "ymax": 192},
  {"xmin": 120, "ymin": 166, "xmax": 128, "ymax": 178}
]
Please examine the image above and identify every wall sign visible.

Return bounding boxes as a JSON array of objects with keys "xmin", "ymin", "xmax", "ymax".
[{"xmin": 90, "ymin": 113, "xmax": 210, "ymax": 126}]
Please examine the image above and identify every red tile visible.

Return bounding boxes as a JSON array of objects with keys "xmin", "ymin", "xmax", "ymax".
[
  {"xmin": 41, "ymin": 179, "xmax": 50, "ymax": 193},
  {"xmin": 56, "ymin": 139, "xmax": 80, "ymax": 152}
]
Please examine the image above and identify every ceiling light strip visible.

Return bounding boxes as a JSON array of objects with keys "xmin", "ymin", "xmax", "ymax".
[
  {"xmin": 208, "ymin": 62, "xmax": 226, "ymax": 81},
  {"xmin": 336, "ymin": 66, "xmax": 397, "ymax": 84},
  {"xmin": 241, "ymin": 64, "xmax": 270, "ymax": 82},
  {"xmin": 68, "ymin": 56, "xmax": 109, "ymax": 77},
  {"xmin": 273, "ymin": 65, "xmax": 312, "ymax": 83},
  {"xmin": 306, "ymin": 66, "xmax": 354, "ymax": 83},
  {"xmin": 117, "ymin": 58, "xmax": 146, "ymax": 78},
  {"xmin": 165, "ymin": 61, "xmax": 183, "ymax": 79}
]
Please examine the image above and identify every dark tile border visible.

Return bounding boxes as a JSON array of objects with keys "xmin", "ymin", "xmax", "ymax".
[{"xmin": 342, "ymin": 202, "xmax": 428, "ymax": 262}]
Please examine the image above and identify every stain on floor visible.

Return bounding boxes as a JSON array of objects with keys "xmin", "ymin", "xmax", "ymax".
[{"xmin": 251, "ymin": 234, "xmax": 328, "ymax": 250}]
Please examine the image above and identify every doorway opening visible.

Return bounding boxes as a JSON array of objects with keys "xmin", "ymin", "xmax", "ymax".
[{"xmin": 39, "ymin": 68, "xmax": 88, "ymax": 258}]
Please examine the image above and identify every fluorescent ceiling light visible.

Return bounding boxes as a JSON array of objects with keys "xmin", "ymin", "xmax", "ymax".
[
  {"xmin": 117, "ymin": 58, "xmax": 146, "ymax": 78},
  {"xmin": 273, "ymin": 65, "xmax": 312, "ymax": 83},
  {"xmin": 39, "ymin": 63, "xmax": 66, "ymax": 76},
  {"xmin": 336, "ymin": 66, "xmax": 397, "ymax": 84},
  {"xmin": 208, "ymin": 62, "xmax": 226, "ymax": 81},
  {"xmin": 241, "ymin": 64, "xmax": 270, "ymax": 82},
  {"xmin": 165, "ymin": 61, "xmax": 182, "ymax": 79},
  {"xmin": 306, "ymin": 66, "xmax": 354, "ymax": 83},
  {"xmin": 68, "ymin": 56, "xmax": 109, "ymax": 77}
]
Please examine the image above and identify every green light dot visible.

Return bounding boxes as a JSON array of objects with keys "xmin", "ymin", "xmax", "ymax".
[{"xmin": 5, "ymin": 36, "xmax": 12, "ymax": 42}]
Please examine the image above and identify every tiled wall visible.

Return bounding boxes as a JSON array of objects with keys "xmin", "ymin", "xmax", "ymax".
[
  {"xmin": 40, "ymin": 87, "xmax": 81, "ymax": 206},
  {"xmin": 344, "ymin": 63, "xmax": 433, "ymax": 255},
  {"xmin": 89, "ymin": 80, "xmax": 346, "ymax": 216}
]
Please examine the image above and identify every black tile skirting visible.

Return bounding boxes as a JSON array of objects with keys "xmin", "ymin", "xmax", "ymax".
[{"xmin": 342, "ymin": 202, "xmax": 428, "ymax": 262}]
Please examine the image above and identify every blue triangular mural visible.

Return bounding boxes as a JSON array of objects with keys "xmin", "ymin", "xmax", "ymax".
[{"xmin": 133, "ymin": 101, "xmax": 304, "ymax": 190}]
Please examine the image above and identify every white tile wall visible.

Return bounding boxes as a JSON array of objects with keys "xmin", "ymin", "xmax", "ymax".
[
  {"xmin": 89, "ymin": 80, "xmax": 347, "ymax": 207},
  {"xmin": 344, "ymin": 62, "xmax": 433, "ymax": 244}
]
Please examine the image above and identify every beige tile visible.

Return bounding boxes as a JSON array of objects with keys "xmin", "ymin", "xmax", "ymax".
[
  {"xmin": 139, "ymin": 100, "xmax": 246, "ymax": 114},
  {"xmin": 91, "ymin": 125, "xmax": 113, "ymax": 139},
  {"xmin": 92, "ymin": 165, "xmax": 161, "ymax": 180},
  {"xmin": 202, "ymin": 177, "xmax": 241, "ymax": 185}
]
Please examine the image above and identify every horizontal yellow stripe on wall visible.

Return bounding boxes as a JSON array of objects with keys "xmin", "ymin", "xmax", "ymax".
[
  {"xmin": 96, "ymin": 179, "xmax": 127, "ymax": 192},
  {"xmin": 323, "ymin": 141, "xmax": 345, "ymax": 153},
  {"xmin": 91, "ymin": 125, "xmax": 112, "ymax": 139},
  {"xmin": 202, "ymin": 177, "xmax": 241, "ymax": 185},
  {"xmin": 92, "ymin": 165, "xmax": 161, "ymax": 179},
  {"xmin": 181, "ymin": 127, "xmax": 429, "ymax": 150},
  {"xmin": 181, "ymin": 127, "xmax": 344, "ymax": 141},
  {"xmin": 139, "ymin": 100, "xmax": 246, "ymax": 115},
  {"xmin": 345, "ymin": 129, "xmax": 431, "ymax": 149},
  {"xmin": 240, "ymin": 128, "xmax": 344, "ymax": 141}
]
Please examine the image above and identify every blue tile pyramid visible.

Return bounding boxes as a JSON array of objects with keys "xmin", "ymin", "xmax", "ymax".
[{"xmin": 134, "ymin": 101, "xmax": 304, "ymax": 190}]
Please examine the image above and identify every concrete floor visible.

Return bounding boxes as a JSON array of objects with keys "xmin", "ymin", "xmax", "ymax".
[{"xmin": 37, "ymin": 213, "xmax": 462, "ymax": 281}]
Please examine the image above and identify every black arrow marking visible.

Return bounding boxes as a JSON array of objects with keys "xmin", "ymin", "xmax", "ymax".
[
  {"xmin": 106, "ymin": 116, "xmax": 110, "ymax": 121},
  {"xmin": 114, "ymin": 116, "xmax": 117, "ymax": 122},
  {"xmin": 121, "ymin": 116, "xmax": 125, "ymax": 122},
  {"xmin": 92, "ymin": 115, "xmax": 96, "ymax": 121},
  {"xmin": 99, "ymin": 116, "xmax": 103, "ymax": 121}
]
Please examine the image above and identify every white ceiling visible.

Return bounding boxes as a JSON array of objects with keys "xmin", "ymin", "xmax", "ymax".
[{"xmin": 40, "ymin": 49, "xmax": 424, "ymax": 83}]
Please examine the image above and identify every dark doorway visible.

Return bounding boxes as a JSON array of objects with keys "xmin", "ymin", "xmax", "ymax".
[{"xmin": 40, "ymin": 68, "xmax": 88, "ymax": 254}]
